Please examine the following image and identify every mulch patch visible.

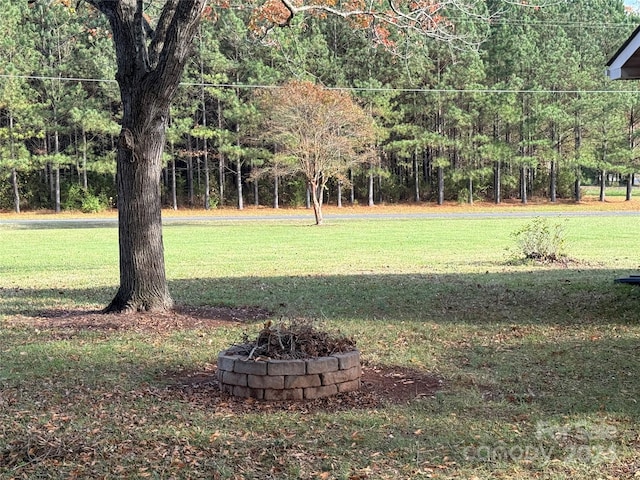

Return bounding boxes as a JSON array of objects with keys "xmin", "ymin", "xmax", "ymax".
[{"xmin": 8, "ymin": 305, "xmax": 270, "ymax": 335}]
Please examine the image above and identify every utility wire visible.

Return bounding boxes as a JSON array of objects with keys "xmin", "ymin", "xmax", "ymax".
[{"xmin": 2, "ymin": 73, "xmax": 639, "ymax": 95}]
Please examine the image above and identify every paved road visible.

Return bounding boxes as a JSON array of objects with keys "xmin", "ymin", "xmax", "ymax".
[{"xmin": 1, "ymin": 209, "xmax": 639, "ymax": 228}]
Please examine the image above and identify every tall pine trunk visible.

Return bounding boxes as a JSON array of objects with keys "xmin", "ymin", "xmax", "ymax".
[
  {"xmin": 520, "ymin": 166, "xmax": 528, "ymax": 204},
  {"xmin": 217, "ymin": 97, "xmax": 225, "ymax": 206},
  {"xmin": 236, "ymin": 157, "xmax": 244, "ymax": 210},
  {"xmin": 273, "ymin": 174, "xmax": 279, "ymax": 209},
  {"xmin": 200, "ymin": 31, "xmax": 211, "ymax": 210},
  {"xmin": 54, "ymin": 129, "xmax": 61, "ymax": 213},
  {"xmin": 11, "ymin": 168, "xmax": 20, "ymax": 214},
  {"xmin": 413, "ymin": 152, "xmax": 420, "ymax": 202},
  {"xmin": 8, "ymin": 114, "xmax": 20, "ymax": 213},
  {"xmin": 493, "ymin": 160, "xmax": 501, "ymax": 204},
  {"xmin": 437, "ymin": 166, "xmax": 444, "ymax": 205}
]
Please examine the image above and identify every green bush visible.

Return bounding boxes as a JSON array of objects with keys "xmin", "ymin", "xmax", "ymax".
[
  {"xmin": 80, "ymin": 194, "xmax": 105, "ymax": 213},
  {"xmin": 511, "ymin": 216, "xmax": 567, "ymax": 262},
  {"xmin": 63, "ymin": 184, "xmax": 110, "ymax": 213}
]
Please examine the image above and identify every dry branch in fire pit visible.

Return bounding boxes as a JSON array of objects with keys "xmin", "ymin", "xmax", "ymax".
[{"xmin": 233, "ymin": 321, "xmax": 357, "ymax": 360}]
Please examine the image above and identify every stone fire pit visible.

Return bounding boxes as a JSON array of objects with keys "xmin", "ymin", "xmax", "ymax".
[{"xmin": 217, "ymin": 349, "xmax": 361, "ymax": 400}]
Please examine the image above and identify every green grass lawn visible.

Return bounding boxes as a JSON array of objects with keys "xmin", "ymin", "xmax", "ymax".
[{"xmin": 1, "ymin": 212, "xmax": 640, "ymax": 479}]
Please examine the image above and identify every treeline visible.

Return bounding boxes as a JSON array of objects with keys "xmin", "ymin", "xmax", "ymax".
[{"xmin": 1, "ymin": 0, "xmax": 639, "ymax": 212}]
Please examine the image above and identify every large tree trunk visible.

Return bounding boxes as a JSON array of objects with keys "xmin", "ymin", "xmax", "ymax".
[
  {"xmin": 92, "ymin": 0, "xmax": 206, "ymax": 313},
  {"xmin": 105, "ymin": 86, "xmax": 173, "ymax": 313}
]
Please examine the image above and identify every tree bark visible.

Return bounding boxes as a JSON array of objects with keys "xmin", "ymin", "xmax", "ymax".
[
  {"xmin": 520, "ymin": 165, "xmax": 528, "ymax": 204},
  {"xmin": 493, "ymin": 160, "xmax": 501, "ymax": 204},
  {"xmin": 349, "ymin": 169, "xmax": 355, "ymax": 205},
  {"xmin": 171, "ymin": 158, "xmax": 178, "ymax": 210},
  {"xmin": 82, "ymin": 126, "xmax": 88, "ymax": 189},
  {"xmin": 11, "ymin": 168, "xmax": 20, "ymax": 214},
  {"xmin": 217, "ymin": 97, "xmax": 225, "ymax": 206},
  {"xmin": 549, "ymin": 159, "xmax": 557, "ymax": 203},
  {"xmin": 8, "ymin": 114, "xmax": 20, "ymax": 214},
  {"xmin": 90, "ymin": 0, "xmax": 206, "ymax": 313},
  {"xmin": 253, "ymin": 165, "xmax": 259, "ymax": 206},
  {"xmin": 236, "ymin": 156, "xmax": 244, "ymax": 210},
  {"xmin": 200, "ymin": 32, "xmax": 211, "ymax": 210},
  {"xmin": 309, "ymin": 180, "xmax": 323, "ymax": 225},
  {"xmin": 54, "ymin": 129, "xmax": 61, "ymax": 213},
  {"xmin": 574, "ymin": 169, "xmax": 581, "ymax": 203},
  {"xmin": 413, "ymin": 152, "xmax": 420, "ymax": 202},
  {"xmin": 273, "ymin": 174, "xmax": 279, "ymax": 209},
  {"xmin": 599, "ymin": 170, "xmax": 606, "ymax": 202}
]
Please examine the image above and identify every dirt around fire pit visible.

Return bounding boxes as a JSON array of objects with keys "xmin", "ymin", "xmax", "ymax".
[{"xmin": 162, "ymin": 363, "xmax": 443, "ymax": 413}]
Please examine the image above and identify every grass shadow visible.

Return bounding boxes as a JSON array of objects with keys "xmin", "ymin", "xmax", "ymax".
[{"xmin": 2, "ymin": 269, "xmax": 639, "ymax": 326}]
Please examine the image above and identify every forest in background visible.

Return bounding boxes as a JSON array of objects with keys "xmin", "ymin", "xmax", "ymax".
[{"xmin": 1, "ymin": 0, "xmax": 639, "ymax": 213}]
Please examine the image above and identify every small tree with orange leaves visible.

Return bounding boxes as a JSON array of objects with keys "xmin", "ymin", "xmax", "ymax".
[{"xmin": 258, "ymin": 81, "xmax": 376, "ymax": 225}]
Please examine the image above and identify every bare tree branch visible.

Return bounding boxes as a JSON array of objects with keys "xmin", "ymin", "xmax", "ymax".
[{"xmin": 256, "ymin": 0, "xmax": 490, "ymax": 48}]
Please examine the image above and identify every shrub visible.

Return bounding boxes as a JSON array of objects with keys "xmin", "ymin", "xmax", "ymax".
[
  {"xmin": 81, "ymin": 194, "xmax": 105, "ymax": 213},
  {"xmin": 511, "ymin": 217, "xmax": 567, "ymax": 263},
  {"xmin": 64, "ymin": 184, "xmax": 110, "ymax": 213}
]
